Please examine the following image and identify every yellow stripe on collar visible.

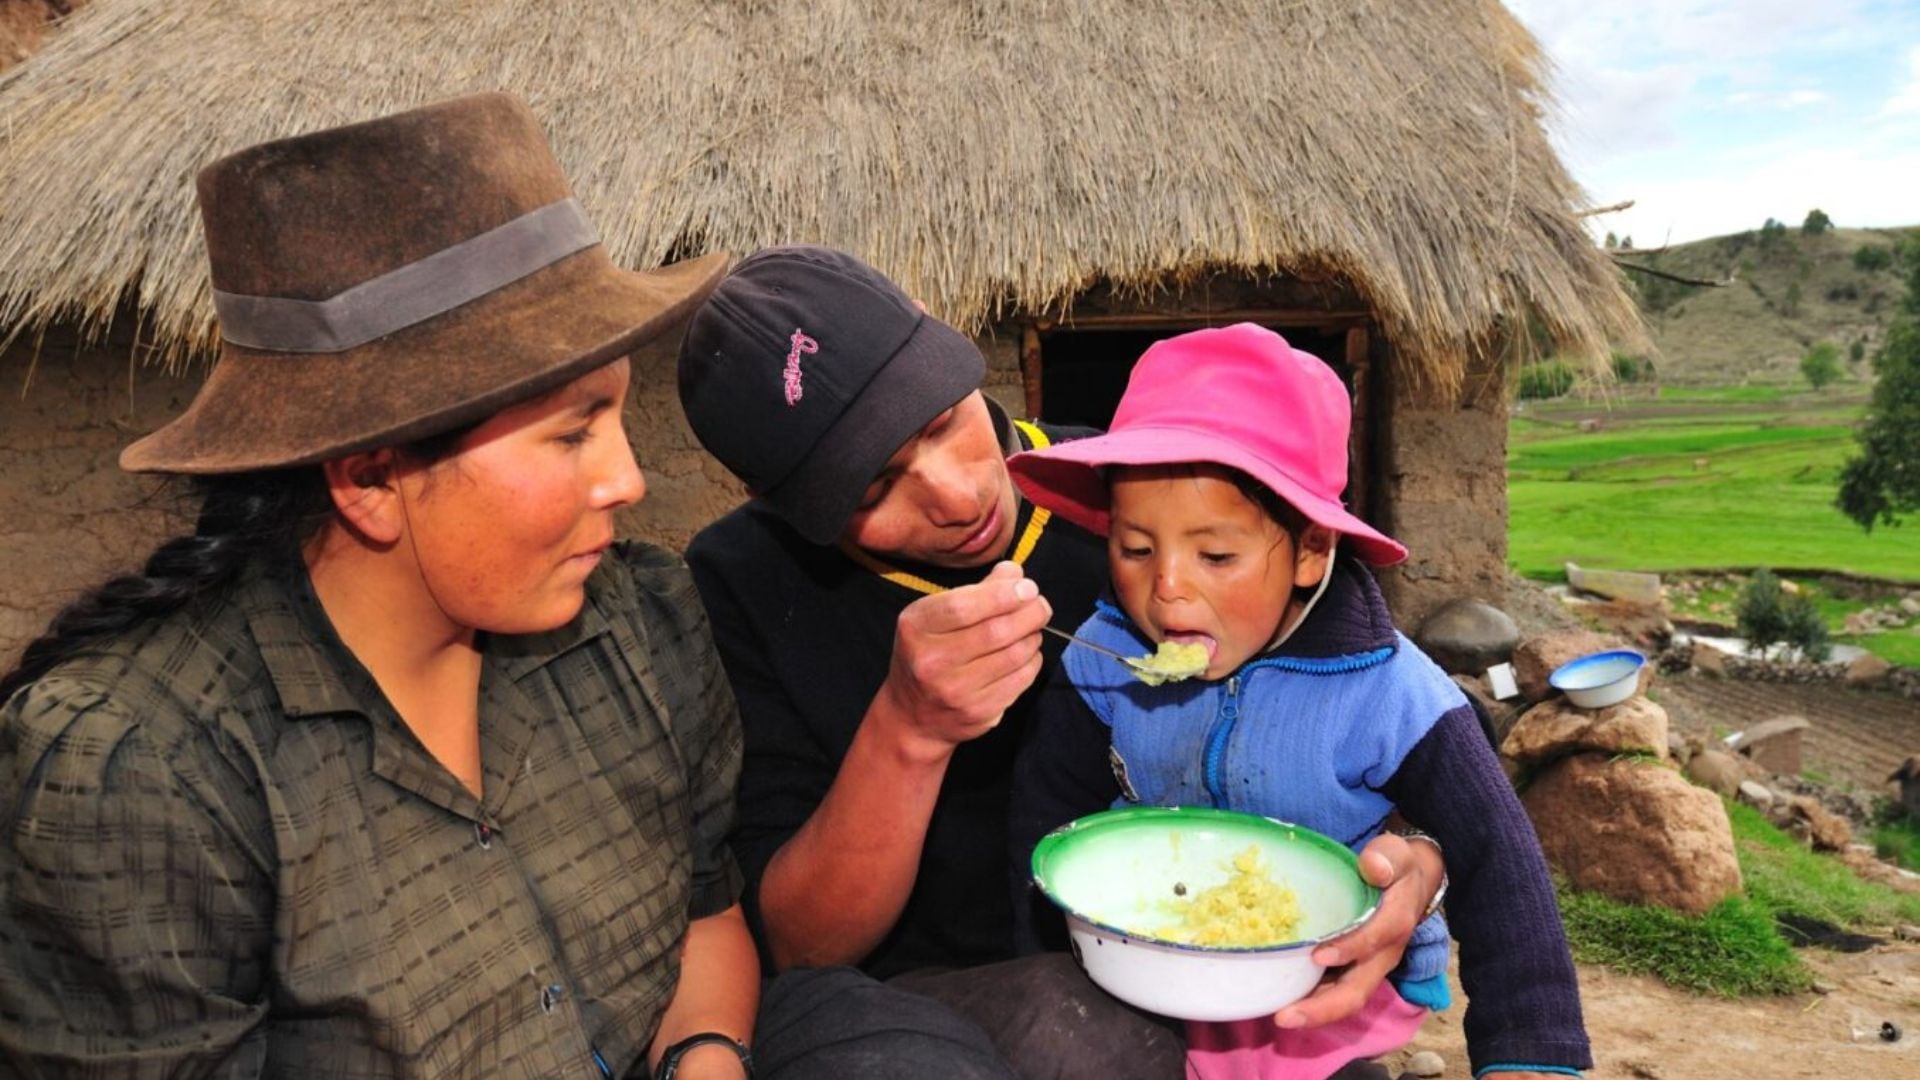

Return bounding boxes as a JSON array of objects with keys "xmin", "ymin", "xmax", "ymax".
[{"xmin": 847, "ymin": 420, "xmax": 1054, "ymax": 596}]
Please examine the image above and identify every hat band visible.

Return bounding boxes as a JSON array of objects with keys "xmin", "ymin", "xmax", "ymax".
[{"xmin": 211, "ymin": 198, "xmax": 598, "ymax": 353}]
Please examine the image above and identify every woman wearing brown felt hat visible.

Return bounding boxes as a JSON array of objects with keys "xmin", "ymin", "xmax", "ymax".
[{"xmin": 0, "ymin": 94, "xmax": 1013, "ymax": 1080}]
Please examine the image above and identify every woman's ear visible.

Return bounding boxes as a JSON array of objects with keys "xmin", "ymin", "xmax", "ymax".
[
  {"xmin": 321, "ymin": 449, "xmax": 404, "ymax": 545},
  {"xmin": 1292, "ymin": 523, "xmax": 1336, "ymax": 587}
]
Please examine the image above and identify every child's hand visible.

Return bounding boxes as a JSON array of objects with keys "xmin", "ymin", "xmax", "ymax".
[{"xmin": 1271, "ymin": 832, "xmax": 1443, "ymax": 1028}]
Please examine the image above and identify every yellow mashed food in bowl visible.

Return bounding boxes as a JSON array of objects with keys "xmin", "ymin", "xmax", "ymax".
[{"xmin": 1139, "ymin": 845, "xmax": 1304, "ymax": 947}]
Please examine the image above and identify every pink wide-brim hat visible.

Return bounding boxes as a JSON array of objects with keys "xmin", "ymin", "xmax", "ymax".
[{"xmin": 1008, "ymin": 322, "xmax": 1408, "ymax": 567}]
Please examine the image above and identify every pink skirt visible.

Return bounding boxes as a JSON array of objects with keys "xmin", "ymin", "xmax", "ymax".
[{"xmin": 1184, "ymin": 981, "xmax": 1428, "ymax": 1080}]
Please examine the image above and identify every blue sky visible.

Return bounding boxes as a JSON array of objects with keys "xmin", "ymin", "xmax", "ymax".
[{"xmin": 1506, "ymin": 0, "xmax": 1920, "ymax": 245}]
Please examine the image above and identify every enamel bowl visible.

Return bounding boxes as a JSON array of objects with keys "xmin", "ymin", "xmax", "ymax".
[
  {"xmin": 1548, "ymin": 648, "xmax": 1646, "ymax": 708},
  {"xmin": 1030, "ymin": 806, "xmax": 1379, "ymax": 1021}
]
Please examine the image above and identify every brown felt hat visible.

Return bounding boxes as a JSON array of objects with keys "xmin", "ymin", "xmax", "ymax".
[{"xmin": 121, "ymin": 92, "xmax": 727, "ymax": 474}]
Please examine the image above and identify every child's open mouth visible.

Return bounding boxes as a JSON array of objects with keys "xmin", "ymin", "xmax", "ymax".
[{"xmin": 1160, "ymin": 630, "xmax": 1218, "ymax": 662}]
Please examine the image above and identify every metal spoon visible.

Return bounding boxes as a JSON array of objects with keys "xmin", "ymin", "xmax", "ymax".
[{"xmin": 1041, "ymin": 623, "xmax": 1140, "ymax": 664}]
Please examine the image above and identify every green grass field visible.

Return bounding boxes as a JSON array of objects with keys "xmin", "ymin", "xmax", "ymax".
[
  {"xmin": 1508, "ymin": 388, "xmax": 1920, "ymax": 584},
  {"xmin": 1508, "ymin": 386, "xmax": 1920, "ymax": 665}
]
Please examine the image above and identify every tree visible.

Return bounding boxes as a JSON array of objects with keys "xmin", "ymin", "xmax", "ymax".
[
  {"xmin": 1620, "ymin": 235, "xmax": 1634, "ymax": 250},
  {"xmin": 1837, "ymin": 320, "xmax": 1920, "ymax": 529},
  {"xmin": 1801, "ymin": 342, "xmax": 1841, "ymax": 388},
  {"xmin": 1736, "ymin": 570, "xmax": 1830, "ymax": 662},
  {"xmin": 1737, "ymin": 570, "xmax": 1788, "ymax": 652},
  {"xmin": 1604, "ymin": 231, "xmax": 1618, "ymax": 249},
  {"xmin": 1854, "ymin": 245, "xmax": 1892, "ymax": 272},
  {"xmin": 1781, "ymin": 280, "xmax": 1802, "ymax": 317},
  {"xmin": 1837, "ymin": 235, "xmax": 1920, "ymax": 530},
  {"xmin": 1802, "ymin": 208, "xmax": 1832, "ymax": 236},
  {"xmin": 1850, "ymin": 338, "xmax": 1866, "ymax": 363}
]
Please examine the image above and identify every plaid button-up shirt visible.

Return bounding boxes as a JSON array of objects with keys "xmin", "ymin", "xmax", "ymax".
[{"xmin": 0, "ymin": 542, "xmax": 743, "ymax": 1078}]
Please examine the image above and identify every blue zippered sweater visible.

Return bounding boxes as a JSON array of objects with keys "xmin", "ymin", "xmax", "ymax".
[
  {"xmin": 1062, "ymin": 596, "xmax": 1458, "ymax": 998},
  {"xmin": 1009, "ymin": 557, "xmax": 1593, "ymax": 1076}
]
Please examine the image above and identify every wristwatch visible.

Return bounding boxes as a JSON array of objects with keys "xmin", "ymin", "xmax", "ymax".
[
  {"xmin": 655, "ymin": 1032, "xmax": 754, "ymax": 1080},
  {"xmin": 1397, "ymin": 829, "xmax": 1449, "ymax": 920}
]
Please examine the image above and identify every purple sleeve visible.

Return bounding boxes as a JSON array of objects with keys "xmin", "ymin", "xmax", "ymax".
[{"xmin": 1382, "ymin": 704, "xmax": 1594, "ymax": 1075}]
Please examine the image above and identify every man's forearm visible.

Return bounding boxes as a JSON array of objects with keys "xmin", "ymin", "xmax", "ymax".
[
  {"xmin": 648, "ymin": 905, "xmax": 759, "ymax": 1075},
  {"xmin": 756, "ymin": 690, "xmax": 952, "ymax": 970}
]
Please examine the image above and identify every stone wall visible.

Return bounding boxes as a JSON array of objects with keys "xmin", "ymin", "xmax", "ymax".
[
  {"xmin": 1, "ymin": 300, "xmax": 1512, "ymax": 662},
  {"xmin": 0, "ymin": 324, "xmax": 747, "ymax": 665},
  {"xmin": 1, "ymin": 323, "xmax": 200, "ymax": 663},
  {"xmin": 1371, "ymin": 343, "xmax": 1510, "ymax": 627}
]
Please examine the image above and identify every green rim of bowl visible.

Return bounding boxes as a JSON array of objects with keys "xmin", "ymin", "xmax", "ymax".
[{"xmin": 1030, "ymin": 806, "xmax": 1382, "ymax": 955}]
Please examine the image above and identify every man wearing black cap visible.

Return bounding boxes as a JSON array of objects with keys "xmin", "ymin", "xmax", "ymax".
[{"xmin": 678, "ymin": 246, "xmax": 1443, "ymax": 1075}]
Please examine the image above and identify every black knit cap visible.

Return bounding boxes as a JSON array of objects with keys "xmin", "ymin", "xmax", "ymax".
[{"xmin": 677, "ymin": 245, "xmax": 985, "ymax": 544}]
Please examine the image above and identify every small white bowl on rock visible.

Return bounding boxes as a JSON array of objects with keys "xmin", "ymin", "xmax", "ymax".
[
  {"xmin": 1030, "ymin": 806, "xmax": 1379, "ymax": 1022},
  {"xmin": 1547, "ymin": 648, "xmax": 1646, "ymax": 708}
]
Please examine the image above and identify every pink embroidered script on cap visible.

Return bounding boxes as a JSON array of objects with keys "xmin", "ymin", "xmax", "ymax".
[{"xmin": 783, "ymin": 329, "xmax": 818, "ymax": 406}]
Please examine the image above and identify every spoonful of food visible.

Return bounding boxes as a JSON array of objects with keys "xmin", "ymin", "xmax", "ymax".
[{"xmin": 1040, "ymin": 625, "xmax": 1211, "ymax": 686}]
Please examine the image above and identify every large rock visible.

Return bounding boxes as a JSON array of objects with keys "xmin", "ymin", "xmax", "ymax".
[
  {"xmin": 1845, "ymin": 653, "xmax": 1891, "ymax": 688},
  {"xmin": 1693, "ymin": 642, "xmax": 1731, "ymax": 677},
  {"xmin": 1565, "ymin": 563, "xmax": 1663, "ymax": 605},
  {"xmin": 1895, "ymin": 758, "xmax": 1920, "ymax": 820},
  {"xmin": 1511, "ymin": 629, "xmax": 1651, "ymax": 702},
  {"xmin": 1522, "ymin": 753, "xmax": 1742, "ymax": 915},
  {"xmin": 1726, "ymin": 715, "xmax": 1811, "ymax": 776},
  {"xmin": 1774, "ymin": 796, "xmax": 1852, "ymax": 852},
  {"xmin": 1684, "ymin": 748, "xmax": 1747, "ymax": 796},
  {"xmin": 1416, "ymin": 598, "xmax": 1521, "ymax": 675},
  {"xmin": 1450, "ymin": 673, "xmax": 1522, "ymax": 746},
  {"xmin": 1584, "ymin": 599, "xmax": 1675, "ymax": 652},
  {"xmin": 1501, "ymin": 696, "xmax": 1670, "ymax": 765}
]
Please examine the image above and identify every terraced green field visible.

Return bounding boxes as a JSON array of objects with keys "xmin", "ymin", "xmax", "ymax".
[{"xmin": 1508, "ymin": 388, "xmax": 1918, "ymax": 583}]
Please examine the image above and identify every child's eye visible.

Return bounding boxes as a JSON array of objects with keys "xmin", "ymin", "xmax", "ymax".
[
  {"xmin": 557, "ymin": 427, "xmax": 593, "ymax": 447},
  {"xmin": 1200, "ymin": 551, "xmax": 1237, "ymax": 566},
  {"xmin": 1118, "ymin": 545, "xmax": 1151, "ymax": 560}
]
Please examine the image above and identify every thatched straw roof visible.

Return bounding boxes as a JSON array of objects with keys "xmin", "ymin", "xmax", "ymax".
[{"xmin": 0, "ymin": 0, "xmax": 1641, "ymax": 385}]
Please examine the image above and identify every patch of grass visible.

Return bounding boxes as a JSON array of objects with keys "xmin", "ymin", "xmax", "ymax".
[
  {"xmin": 1656, "ymin": 385, "xmax": 1794, "ymax": 404},
  {"xmin": 1558, "ymin": 799, "xmax": 1920, "ymax": 997},
  {"xmin": 1838, "ymin": 627, "xmax": 1920, "ymax": 667},
  {"xmin": 1871, "ymin": 815, "xmax": 1920, "ymax": 871},
  {"xmin": 1729, "ymin": 800, "xmax": 1920, "ymax": 926},
  {"xmin": 1558, "ymin": 886, "xmax": 1811, "ymax": 996},
  {"xmin": 1506, "ymin": 423, "xmax": 1850, "ymax": 479}
]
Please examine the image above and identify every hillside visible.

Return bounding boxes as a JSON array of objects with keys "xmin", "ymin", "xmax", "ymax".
[{"xmin": 1615, "ymin": 222, "xmax": 1916, "ymax": 385}]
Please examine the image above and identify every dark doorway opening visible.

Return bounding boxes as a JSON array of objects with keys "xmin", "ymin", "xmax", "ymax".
[{"xmin": 1037, "ymin": 324, "xmax": 1352, "ymax": 431}]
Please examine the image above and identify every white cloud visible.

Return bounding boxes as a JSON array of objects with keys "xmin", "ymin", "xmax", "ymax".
[
  {"xmin": 1723, "ymin": 89, "xmax": 1830, "ymax": 108},
  {"xmin": 1885, "ymin": 45, "xmax": 1920, "ymax": 115},
  {"xmin": 1507, "ymin": 0, "xmax": 1919, "ymax": 241},
  {"xmin": 1588, "ymin": 137, "xmax": 1920, "ymax": 244}
]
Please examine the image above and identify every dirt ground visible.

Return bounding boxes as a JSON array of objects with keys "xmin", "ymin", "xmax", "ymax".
[
  {"xmin": 1390, "ymin": 941, "xmax": 1920, "ymax": 1079},
  {"xmin": 1401, "ymin": 577, "xmax": 1920, "ymax": 1076}
]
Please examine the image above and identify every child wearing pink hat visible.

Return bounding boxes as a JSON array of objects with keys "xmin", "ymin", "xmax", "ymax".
[{"xmin": 1006, "ymin": 324, "xmax": 1589, "ymax": 1080}]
